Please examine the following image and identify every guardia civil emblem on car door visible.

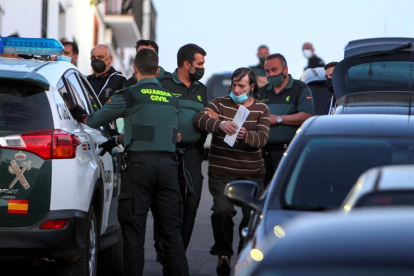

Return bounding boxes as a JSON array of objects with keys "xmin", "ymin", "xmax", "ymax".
[{"xmin": 8, "ymin": 151, "xmax": 31, "ymax": 190}]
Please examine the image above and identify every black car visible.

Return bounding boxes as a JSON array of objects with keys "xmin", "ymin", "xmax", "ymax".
[
  {"xmin": 333, "ymin": 37, "xmax": 414, "ymax": 114},
  {"xmin": 239, "ymin": 208, "xmax": 414, "ymax": 276},
  {"xmin": 225, "ymin": 114, "xmax": 414, "ymax": 273},
  {"xmin": 205, "ymin": 72, "xmax": 232, "ymax": 103}
]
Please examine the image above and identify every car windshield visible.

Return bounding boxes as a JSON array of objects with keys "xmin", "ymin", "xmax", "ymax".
[
  {"xmin": 355, "ymin": 191, "xmax": 414, "ymax": 207},
  {"xmin": 334, "ymin": 52, "xmax": 414, "ymax": 100},
  {"xmin": 0, "ymin": 82, "xmax": 53, "ymax": 136},
  {"xmin": 274, "ymin": 136, "xmax": 414, "ymax": 211}
]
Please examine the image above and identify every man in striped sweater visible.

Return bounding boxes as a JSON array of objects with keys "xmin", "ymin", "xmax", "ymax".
[{"xmin": 194, "ymin": 68, "xmax": 270, "ymax": 276}]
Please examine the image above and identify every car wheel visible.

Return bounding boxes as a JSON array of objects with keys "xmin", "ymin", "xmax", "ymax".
[
  {"xmin": 58, "ymin": 207, "xmax": 98, "ymax": 276},
  {"xmin": 97, "ymin": 226, "xmax": 123, "ymax": 276}
]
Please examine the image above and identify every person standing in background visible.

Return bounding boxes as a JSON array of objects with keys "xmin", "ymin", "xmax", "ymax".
[
  {"xmin": 249, "ymin": 45, "xmax": 270, "ymax": 88},
  {"xmin": 87, "ymin": 44, "xmax": 126, "ymax": 105},
  {"xmin": 260, "ymin": 54, "xmax": 315, "ymax": 188},
  {"xmin": 302, "ymin": 42, "xmax": 325, "ymax": 70}
]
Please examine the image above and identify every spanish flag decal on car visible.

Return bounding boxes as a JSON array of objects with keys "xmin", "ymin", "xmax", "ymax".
[{"xmin": 8, "ymin": 200, "xmax": 29, "ymax": 214}]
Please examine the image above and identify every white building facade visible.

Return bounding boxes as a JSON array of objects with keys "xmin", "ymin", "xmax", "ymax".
[{"xmin": 0, "ymin": 0, "xmax": 157, "ymax": 77}]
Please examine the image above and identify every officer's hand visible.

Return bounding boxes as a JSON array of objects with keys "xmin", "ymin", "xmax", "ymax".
[
  {"xmin": 219, "ymin": 121, "xmax": 238, "ymax": 135},
  {"xmin": 177, "ymin": 132, "xmax": 182, "ymax": 143},
  {"xmin": 99, "ymin": 137, "xmax": 118, "ymax": 156},
  {"xmin": 204, "ymin": 108, "xmax": 219, "ymax": 120},
  {"xmin": 237, "ymin": 127, "xmax": 246, "ymax": 140},
  {"xmin": 70, "ymin": 105, "xmax": 88, "ymax": 123}
]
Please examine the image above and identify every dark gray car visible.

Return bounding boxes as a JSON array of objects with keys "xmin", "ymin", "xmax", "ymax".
[
  {"xmin": 332, "ymin": 37, "xmax": 414, "ymax": 115},
  {"xmin": 226, "ymin": 114, "xmax": 414, "ymax": 274}
]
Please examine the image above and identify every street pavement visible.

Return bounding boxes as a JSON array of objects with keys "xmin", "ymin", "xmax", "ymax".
[{"xmin": 143, "ymin": 160, "xmax": 243, "ymax": 275}]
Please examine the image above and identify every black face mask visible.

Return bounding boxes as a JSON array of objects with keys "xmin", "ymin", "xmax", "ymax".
[
  {"xmin": 91, "ymin": 59, "xmax": 107, "ymax": 74},
  {"xmin": 326, "ymin": 78, "xmax": 334, "ymax": 93},
  {"xmin": 259, "ymin": 57, "xmax": 266, "ymax": 65},
  {"xmin": 189, "ymin": 67, "xmax": 204, "ymax": 82}
]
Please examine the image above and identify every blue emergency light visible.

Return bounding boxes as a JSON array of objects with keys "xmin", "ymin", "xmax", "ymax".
[{"xmin": 0, "ymin": 37, "xmax": 64, "ymax": 56}]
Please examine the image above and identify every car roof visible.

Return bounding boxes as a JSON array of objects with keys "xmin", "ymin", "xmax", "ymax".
[
  {"xmin": 0, "ymin": 57, "xmax": 76, "ymax": 90},
  {"xmin": 303, "ymin": 114, "xmax": 414, "ymax": 137},
  {"xmin": 344, "ymin": 37, "xmax": 414, "ymax": 58},
  {"xmin": 363, "ymin": 165, "xmax": 414, "ymax": 191},
  {"xmin": 258, "ymin": 208, "xmax": 414, "ymax": 268}
]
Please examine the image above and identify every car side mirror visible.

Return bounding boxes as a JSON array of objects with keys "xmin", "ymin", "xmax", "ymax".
[{"xmin": 224, "ymin": 180, "xmax": 262, "ymax": 212}]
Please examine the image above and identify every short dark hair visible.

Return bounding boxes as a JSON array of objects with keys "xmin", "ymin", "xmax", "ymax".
[
  {"xmin": 324, "ymin": 62, "xmax": 338, "ymax": 70},
  {"xmin": 177, "ymin": 43, "xmax": 206, "ymax": 67},
  {"xmin": 266, "ymin": 53, "xmax": 287, "ymax": 67},
  {"xmin": 134, "ymin": 48, "xmax": 159, "ymax": 75},
  {"xmin": 135, "ymin": 39, "xmax": 159, "ymax": 54},
  {"xmin": 258, "ymin": 45, "xmax": 269, "ymax": 51},
  {"xmin": 228, "ymin": 67, "xmax": 260, "ymax": 100},
  {"xmin": 63, "ymin": 41, "xmax": 79, "ymax": 55}
]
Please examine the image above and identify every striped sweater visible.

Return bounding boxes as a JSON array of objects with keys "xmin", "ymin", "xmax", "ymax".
[{"xmin": 194, "ymin": 96, "xmax": 270, "ymax": 177}]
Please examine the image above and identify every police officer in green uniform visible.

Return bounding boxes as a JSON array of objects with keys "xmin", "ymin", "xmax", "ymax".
[
  {"xmin": 74, "ymin": 49, "xmax": 189, "ymax": 276},
  {"xmin": 159, "ymin": 44, "xmax": 207, "ymax": 253},
  {"xmin": 249, "ymin": 45, "xmax": 270, "ymax": 88},
  {"xmin": 260, "ymin": 53, "xmax": 315, "ymax": 188}
]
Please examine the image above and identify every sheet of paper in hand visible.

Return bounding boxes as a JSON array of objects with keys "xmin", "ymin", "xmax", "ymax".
[{"xmin": 224, "ymin": 105, "xmax": 250, "ymax": 147}]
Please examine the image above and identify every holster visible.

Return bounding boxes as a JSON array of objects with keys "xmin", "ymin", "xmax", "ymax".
[{"xmin": 176, "ymin": 150, "xmax": 195, "ymax": 202}]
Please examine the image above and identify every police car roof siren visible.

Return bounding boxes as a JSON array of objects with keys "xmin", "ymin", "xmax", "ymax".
[{"xmin": 0, "ymin": 37, "xmax": 64, "ymax": 56}]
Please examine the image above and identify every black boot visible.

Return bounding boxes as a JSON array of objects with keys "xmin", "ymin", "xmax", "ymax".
[{"xmin": 216, "ymin": 256, "xmax": 231, "ymax": 276}]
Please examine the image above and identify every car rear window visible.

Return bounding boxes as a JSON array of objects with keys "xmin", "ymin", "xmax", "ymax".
[
  {"xmin": 0, "ymin": 82, "xmax": 53, "ymax": 135},
  {"xmin": 347, "ymin": 61, "xmax": 414, "ymax": 90},
  {"xmin": 333, "ymin": 52, "xmax": 414, "ymax": 100},
  {"xmin": 278, "ymin": 137, "xmax": 414, "ymax": 210}
]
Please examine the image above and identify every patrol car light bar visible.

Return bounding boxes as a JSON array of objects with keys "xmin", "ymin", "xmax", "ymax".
[{"xmin": 0, "ymin": 37, "xmax": 64, "ymax": 56}]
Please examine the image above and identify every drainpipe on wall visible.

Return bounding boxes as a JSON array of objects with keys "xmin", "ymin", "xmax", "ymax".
[{"xmin": 142, "ymin": 0, "xmax": 150, "ymax": 40}]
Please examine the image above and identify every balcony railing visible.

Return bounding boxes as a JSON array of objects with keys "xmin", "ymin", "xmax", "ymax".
[{"xmin": 105, "ymin": 0, "xmax": 143, "ymax": 32}]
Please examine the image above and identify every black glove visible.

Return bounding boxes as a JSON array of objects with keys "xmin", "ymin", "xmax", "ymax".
[
  {"xmin": 70, "ymin": 105, "xmax": 88, "ymax": 123},
  {"xmin": 99, "ymin": 137, "xmax": 118, "ymax": 156}
]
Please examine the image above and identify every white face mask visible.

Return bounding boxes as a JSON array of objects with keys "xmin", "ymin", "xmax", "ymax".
[{"xmin": 303, "ymin": 49, "xmax": 313, "ymax": 59}]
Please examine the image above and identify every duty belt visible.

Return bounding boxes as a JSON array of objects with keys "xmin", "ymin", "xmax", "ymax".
[
  {"xmin": 127, "ymin": 151, "xmax": 176, "ymax": 162},
  {"xmin": 176, "ymin": 143, "xmax": 195, "ymax": 151}
]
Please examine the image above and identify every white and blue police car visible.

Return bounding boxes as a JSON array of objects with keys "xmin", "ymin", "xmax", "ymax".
[{"xmin": 0, "ymin": 37, "xmax": 122, "ymax": 276}]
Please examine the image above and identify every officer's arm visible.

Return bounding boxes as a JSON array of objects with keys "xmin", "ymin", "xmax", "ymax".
[
  {"xmin": 277, "ymin": 87, "xmax": 315, "ymax": 126},
  {"xmin": 193, "ymin": 98, "xmax": 223, "ymax": 135},
  {"xmin": 85, "ymin": 89, "xmax": 131, "ymax": 128},
  {"xmin": 240, "ymin": 105, "xmax": 270, "ymax": 148}
]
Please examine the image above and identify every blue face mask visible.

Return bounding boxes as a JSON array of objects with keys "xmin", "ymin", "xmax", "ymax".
[
  {"xmin": 57, "ymin": 55, "xmax": 72, "ymax": 63},
  {"xmin": 230, "ymin": 91, "xmax": 249, "ymax": 103}
]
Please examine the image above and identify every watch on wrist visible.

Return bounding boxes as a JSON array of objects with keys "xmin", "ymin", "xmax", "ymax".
[{"xmin": 277, "ymin": 116, "xmax": 282, "ymax": 124}]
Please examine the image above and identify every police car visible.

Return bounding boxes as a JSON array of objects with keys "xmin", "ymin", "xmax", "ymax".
[{"xmin": 0, "ymin": 37, "xmax": 122, "ymax": 276}]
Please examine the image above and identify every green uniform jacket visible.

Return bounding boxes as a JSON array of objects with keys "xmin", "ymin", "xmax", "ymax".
[
  {"xmin": 159, "ymin": 70, "xmax": 206, "ymax": 145},
  {"xmin": 260, "ymin": 75, "xmax": 315, "ymax": 145},
  {"xmin": 86, "ymin": 78, "xmax": 179, "ymax": 153}
]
